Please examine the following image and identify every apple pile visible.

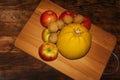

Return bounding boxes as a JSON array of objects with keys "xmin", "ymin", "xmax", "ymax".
[{"xmin": 39, "ymin": 10, "xmax": 91, "ymax": 61}]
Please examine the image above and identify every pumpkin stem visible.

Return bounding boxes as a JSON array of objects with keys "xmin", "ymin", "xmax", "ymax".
[
  {"xmin": 75, "ymin": 29, "xmax": 81, "ymax": 34},
  {"xmin": 74, "ymin": 29, "xmax": 82, "ymax": 36}
]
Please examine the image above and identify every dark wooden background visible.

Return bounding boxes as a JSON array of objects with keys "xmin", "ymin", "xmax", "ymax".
[{"xmin": 0, "ymin": 0, "xmax": 120, "ymax": 80}]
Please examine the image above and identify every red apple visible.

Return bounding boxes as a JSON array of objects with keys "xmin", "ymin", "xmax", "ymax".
[
  {"xmin": 42, "ymin": 29, "xmax": 50, "ymax": 42},
  {"xmin": 59, "ymin": 10, "xmax": 75, "ymax": 20},
  {"xmin": 81, "ymin": 16, "xmax": 91, "ymax": 30},
  {"xmin": 40, "ymin": 10, "xmax": 58, "ymax": 27},
  {"xmin": 39, "ymin": 42, "xmax": 58, "ymax": 61}
]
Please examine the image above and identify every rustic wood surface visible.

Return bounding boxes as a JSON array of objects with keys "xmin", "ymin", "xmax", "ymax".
[
  {"xmin": 0, "ymin": 0, "xmax": 120, "ymax": 80},
  {"xmin": 14, "ymin": 0, "xmax": 117, "ymax": 80}
]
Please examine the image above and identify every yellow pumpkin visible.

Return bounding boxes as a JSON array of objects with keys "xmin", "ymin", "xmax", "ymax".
[{"xmin": 57, "ymin": 23, "xmax": 92, "ymax": 59}]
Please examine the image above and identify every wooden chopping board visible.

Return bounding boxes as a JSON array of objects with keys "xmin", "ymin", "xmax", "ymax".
[{"xmin": 15, "ymin": 0, "xmax": 116, "ymax": 80}]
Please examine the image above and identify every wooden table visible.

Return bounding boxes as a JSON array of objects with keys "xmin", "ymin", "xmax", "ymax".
[{"xmin": 0, "ymin": 0, "xmax": 120, "ymax": 80}]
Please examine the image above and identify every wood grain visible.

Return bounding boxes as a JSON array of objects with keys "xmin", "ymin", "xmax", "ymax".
[{"xmin": 15, "ymin": 0, "xmax": 116, "ymax": 80}]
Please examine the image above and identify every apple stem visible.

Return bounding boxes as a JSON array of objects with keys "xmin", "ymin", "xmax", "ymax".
[{"xmin": 47, "ymin": 47, "xmax": 51, "ymax": 52}]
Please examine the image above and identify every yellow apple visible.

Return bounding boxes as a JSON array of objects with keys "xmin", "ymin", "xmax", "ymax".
[{"xmin": 42, "ymin": 29, "xmax": 50, "ymax": 42}]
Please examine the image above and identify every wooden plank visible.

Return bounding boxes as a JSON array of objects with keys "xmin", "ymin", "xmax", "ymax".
[{"xmin": 15, "ymin": 0, "xmax": 116, "ymax": 80}]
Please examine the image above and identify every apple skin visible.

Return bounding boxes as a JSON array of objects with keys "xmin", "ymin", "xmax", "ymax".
[
  {"xmin": 40, "ymin": 10, "xmax": 58, "ymax": 27},
  {"xmin": 59, "ymin": 10, "xmax": 75, "ymax": 20},
  {"xmin": 42, "ymin": 29, "xmax": 50, "ymax": 42},
  {"xmin": 81, "ymin": 16, "xmax": 91, "ymax": 30},
  {"xmin": 39, "ymin": 42, "xmax": 58, "ymax": 61}
]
